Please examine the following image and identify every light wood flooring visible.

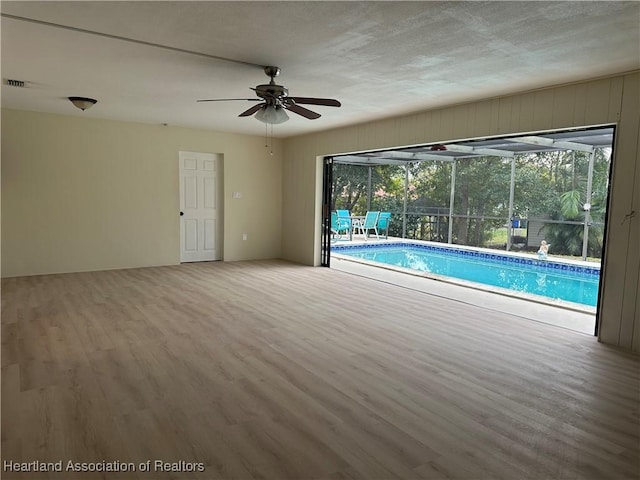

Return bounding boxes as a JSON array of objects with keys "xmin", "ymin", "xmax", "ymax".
[{"xmin": 2, "ymin": 260, "xmax": 639, "ymax": 479}]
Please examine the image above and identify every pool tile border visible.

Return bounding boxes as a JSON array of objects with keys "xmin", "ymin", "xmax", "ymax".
[{"xmin": 332, "ymin": 242, "xmax": 601, "ymax": 277}]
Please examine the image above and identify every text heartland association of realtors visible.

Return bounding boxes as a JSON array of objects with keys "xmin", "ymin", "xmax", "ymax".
[{"xmin": 3, "ymin": 460, "xmax": 206, "ymax": 473}]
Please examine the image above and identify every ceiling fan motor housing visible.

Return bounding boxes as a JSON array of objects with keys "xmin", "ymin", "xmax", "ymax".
[
  {"xmin": 254, "ymin": 66, "xmax": 287, "ymax": 104},
  {"xmin": 255, "ymin": 84, "xmax": 288, "ymax": 102}
]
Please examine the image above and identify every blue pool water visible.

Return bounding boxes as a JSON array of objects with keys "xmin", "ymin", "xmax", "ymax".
[{"xmin": 332, "ymin": 243, "xmax": 600, "ymax": 307}]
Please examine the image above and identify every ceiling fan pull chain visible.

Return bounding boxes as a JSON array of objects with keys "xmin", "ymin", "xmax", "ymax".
[{"xmin": 270, "ymin": 124, "xmax": 274, "ymax": 156}]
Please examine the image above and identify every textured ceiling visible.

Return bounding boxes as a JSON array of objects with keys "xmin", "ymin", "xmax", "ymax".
[{"xmin": 1, "ymin": 1, "xmax": 639, "ymax": 138}]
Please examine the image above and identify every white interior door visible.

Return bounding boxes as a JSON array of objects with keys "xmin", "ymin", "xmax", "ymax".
[{"xmin": 179, "ymin": 152, "xmax": 221, "ymax": 262}]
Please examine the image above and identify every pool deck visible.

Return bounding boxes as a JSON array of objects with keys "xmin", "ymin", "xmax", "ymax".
[{"xmin": 330, "ymin": 236, "xmax": 597, "ymax": 334}]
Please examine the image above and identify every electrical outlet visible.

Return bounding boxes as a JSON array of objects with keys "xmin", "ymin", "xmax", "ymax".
[{"xmin": 242, "ymin": 233, "xmax": 247, "ymax": 241}]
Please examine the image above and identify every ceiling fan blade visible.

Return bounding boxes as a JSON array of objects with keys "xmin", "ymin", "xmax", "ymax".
[
  {"xmin": 197, "ymin": 98, "xmax": 261, "ymax": 103},
  {"xmin": 238, "ymin": 103, "xmax": 265, "ymax": 117},
  {"xmin": 288, "ymin": 97, "xmax": 341, "ymax": 107},
  {"xmin": 285, "ymin": 103, "xmax": 321, "ymax": 120}
]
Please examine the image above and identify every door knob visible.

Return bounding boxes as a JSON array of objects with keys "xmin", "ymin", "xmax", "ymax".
[{"xmin": 180, "ymin": 211, "xmax": 184, "ymax": 216}]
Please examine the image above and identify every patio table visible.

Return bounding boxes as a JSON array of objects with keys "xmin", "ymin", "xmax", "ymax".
[{"xmin": 348, "ymin": 216, "xmax": 365, "ymax": 240}]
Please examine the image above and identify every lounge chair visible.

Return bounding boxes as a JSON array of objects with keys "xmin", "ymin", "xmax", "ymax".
[
  {"xmin": 376, "ymin": 212, "xmax": 391, "ymax": 239},
  {"xmin": 355, "ymin": 211, "xmax": 380, "ymax": 239}
]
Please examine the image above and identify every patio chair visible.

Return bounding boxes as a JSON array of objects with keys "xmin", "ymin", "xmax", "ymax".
[
  {"xmin": 336, "ymin": 209, "xmax": 353, "ymax": 234},
  {"xmin": 376, "ymin": 212, "xmax": 392, "ymax": 239},
  {"xmin": 331, "ymin": 211, "xmax": 351, "ymax": 240},
  {"xmin": 355, "ymin": 211, "xmax": 380, "ymax": 239}
]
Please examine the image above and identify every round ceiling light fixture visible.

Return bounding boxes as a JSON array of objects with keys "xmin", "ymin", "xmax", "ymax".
[{"xmin": 68, "ymin": 96, "xmax": 97, "ymax": 111}]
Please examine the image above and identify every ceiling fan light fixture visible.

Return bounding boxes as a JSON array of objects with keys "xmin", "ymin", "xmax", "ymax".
[
  {"xmin": 254, "ymin": 105, "xmax": 289, "ymax": 124},
  {"xmin": 68, "ymin": 96, "xmax": 97, "ymax": 111},
  {"xmin": 197, "ymin": 67, "xmax": 340, "ymax": 123}
]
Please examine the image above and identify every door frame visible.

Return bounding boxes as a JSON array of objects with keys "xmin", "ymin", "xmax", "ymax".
[{"xmin": 321, "ymin": 156, "xmax": 334, "ymax": 267}]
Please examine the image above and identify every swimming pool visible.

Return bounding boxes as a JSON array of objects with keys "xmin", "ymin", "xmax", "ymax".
[{"xmin": 332, "ymin": 242, "xmax": 601, "ymax": 307}]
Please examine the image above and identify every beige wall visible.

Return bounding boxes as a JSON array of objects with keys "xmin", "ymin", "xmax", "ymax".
[
  {"xmin": 3, "ymin": 73, "xmax": 638, "ymax": 352},
  {"xmin": 282, "ymin": 72, "xmax": 640, "ymax": 352},
  {"xmin": 1, "ymin": 109, "xmax": 282, "ymax": 276}
]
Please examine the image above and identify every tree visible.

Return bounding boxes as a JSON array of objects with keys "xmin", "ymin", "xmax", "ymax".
[{"xmin": 331, "ymin": 164, "xmax": 368, "ymax": 212}]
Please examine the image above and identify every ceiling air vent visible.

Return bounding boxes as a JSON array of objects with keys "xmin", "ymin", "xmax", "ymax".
[{"xmin": 4, "ymin": 79, "xmax": 26, "ymax": 88}]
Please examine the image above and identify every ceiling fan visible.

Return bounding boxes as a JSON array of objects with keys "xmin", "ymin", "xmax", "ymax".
[{"xmin": 197, "ymin": 66, "xmax": 341, "ymax": 124}]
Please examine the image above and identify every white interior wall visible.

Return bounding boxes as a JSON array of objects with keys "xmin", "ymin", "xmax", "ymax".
[
  {"xmin": 1, "ymin": 109, "xmax": 283, "ymax": 276},
  {"xmin": 282, "ymin": 72, "xmax": 640, "ymax": 352}
]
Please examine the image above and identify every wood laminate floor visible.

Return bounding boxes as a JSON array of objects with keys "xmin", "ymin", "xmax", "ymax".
[{"xmin": 1, "ymin": 260, "xmax": 639, "ymax": 479}]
